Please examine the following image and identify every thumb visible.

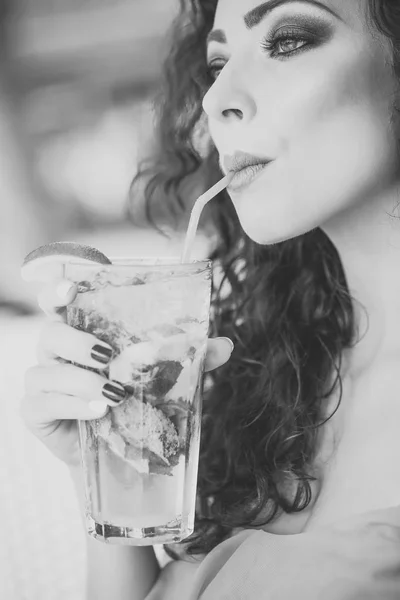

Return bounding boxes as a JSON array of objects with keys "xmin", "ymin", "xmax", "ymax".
[
  {"xmin": 37, "ymin": 279, "xmax": 78, "ymax": 321},
  {"xmin": 204, "ymin": 337, "xmax": 234, "ymax": 372}
]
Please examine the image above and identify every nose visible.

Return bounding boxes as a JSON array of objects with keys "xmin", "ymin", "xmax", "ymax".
[{"xmin": 202, "ymin": 62, "xmax": 257, "ymax": 124}]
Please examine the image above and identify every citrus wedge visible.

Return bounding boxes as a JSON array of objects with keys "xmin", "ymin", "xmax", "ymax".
[{"xmin": 21, "ymin": 241, "xmax": 112, "ymax": 283}]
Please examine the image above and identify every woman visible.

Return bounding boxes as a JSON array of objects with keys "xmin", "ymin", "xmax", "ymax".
[{"xmin": 21, "ymin": 0, "xmax": 400, "ymax": 598}]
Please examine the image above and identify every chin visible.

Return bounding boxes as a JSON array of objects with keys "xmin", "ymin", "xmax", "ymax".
[
  {"xmin": 237, "ymin": 220, "xmax": 284, "ymax": 246},
  {"xmin": 231, "ymin": 186, "xmax": 324, "ymax": 246},
  {"xmin": 237, "ymin": 208, "xmax": 320, "ymax": 245}
]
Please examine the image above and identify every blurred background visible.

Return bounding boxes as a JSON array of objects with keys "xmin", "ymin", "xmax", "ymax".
[{"xmin": 0, "ymin": 1, "xmax": 211, "ymax": 598}]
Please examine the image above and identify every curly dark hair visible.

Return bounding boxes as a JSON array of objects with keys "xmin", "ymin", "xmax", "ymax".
[{"xmin": 128, "ymin": 0, "xmax": 400, "ymax": 557}]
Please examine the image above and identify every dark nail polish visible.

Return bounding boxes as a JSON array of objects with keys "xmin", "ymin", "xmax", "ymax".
[
  {"xmin": 102, "ymin": 382, "xmax": 127, "ymax": 403},
  {"xmin": 91, "ymin": 344, "xmax": 113, "ymax": 365}
]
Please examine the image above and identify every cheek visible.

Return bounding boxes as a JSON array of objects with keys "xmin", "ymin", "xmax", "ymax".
[
  {"xmin": 232, "ymin": 105, "xmax": 398, "ymax": 245},
  {"xmin": 275, "ymin": 39, "xmax": 396, "ymax": 168},
  {"xmin": 233, "ymin": 114, "xmax": 397, "ymax": 247},
  {"xmin": 244, "ymin": 43, "xmax": 398, "ymax": 232}
]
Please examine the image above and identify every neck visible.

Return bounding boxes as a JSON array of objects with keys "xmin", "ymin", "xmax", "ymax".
[{"xmin": 322, "ymin": 180, "xmax": 400, "ymax": 378}]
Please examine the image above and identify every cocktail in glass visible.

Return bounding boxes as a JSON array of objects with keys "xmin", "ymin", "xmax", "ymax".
[{"xmin": 65, "ymin": 257, "xmax": 212, "ymax": 546}]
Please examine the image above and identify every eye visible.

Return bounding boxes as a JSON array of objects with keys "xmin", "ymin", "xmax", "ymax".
[
  {"xmin": 261, "ymin": 28, "xmax": 317, "ymax": 59},
  {"xmin": 206, "ymin": 60, "xmax": 226, "ymax": 81},
  {"xmin": 206, "ymin": 26, "xmax": 320, "ymax": 81},
  {"xmin": 274, "ymin": 38, "xmax": 307, "ymax": 54}
]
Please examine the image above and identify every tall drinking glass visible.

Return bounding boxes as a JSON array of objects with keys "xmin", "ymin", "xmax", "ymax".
[{"xmin": 64, "ymin": 257, "xmax": 212, "ymax": 546}]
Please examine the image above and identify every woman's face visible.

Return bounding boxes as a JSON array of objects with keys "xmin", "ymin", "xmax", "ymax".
[{"xmin": 203, "ymin": 0, "xmax": 400, "ymax": 244}]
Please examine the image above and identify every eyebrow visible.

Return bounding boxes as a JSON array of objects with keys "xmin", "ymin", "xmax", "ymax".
[{"xmin": 206, "ymin": 0, "xmax": 342, "ymax": 46}]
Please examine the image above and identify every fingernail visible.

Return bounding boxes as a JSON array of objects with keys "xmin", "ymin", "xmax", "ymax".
[
  {"xmin": 102, "ymin": 382, "xmax": 127, "ymax": 404},
  {"xmin": 220, "ymin": 337, "xmax": 234, "ymax": 352},
  {"xmin": 56, "ymin": 280, "xmax": 75, "ymax": 299},
  {"xmin": 91, "ymin": 344, "xmax": 113, "ymax": 365},
  {"xmin": 89, "ymin": 401, "xmax": 108, "ymax": 415}
]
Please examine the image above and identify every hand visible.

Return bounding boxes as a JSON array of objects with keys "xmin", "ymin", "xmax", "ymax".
[{"xmin": 20, "ymin": 278, "xmax": 234, "ymax": 468}]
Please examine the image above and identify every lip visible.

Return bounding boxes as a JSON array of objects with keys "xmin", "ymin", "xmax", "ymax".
[
  {"xmin": 223, "ymin": 150, "xmax": 272, "ymax": 173},
  {"xmin": 228, "ymin": 163, "xmax": 270, "ymax": 192},
  {"xmin": 222, "ymin": 150, "xmax": 272, "ymax": 192}
]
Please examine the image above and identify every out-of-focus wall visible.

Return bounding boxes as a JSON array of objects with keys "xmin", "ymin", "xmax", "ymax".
[
  {"xmin": 0, "ymin": 4, "xmax": 213, "ymax": 600},
  {"xmin": 9, "ymin": 0, "xmax": 177, "ymax": 225},
  {"xmin": 1, "ymin": 0, "xmax": 201, "ymax": 311}
]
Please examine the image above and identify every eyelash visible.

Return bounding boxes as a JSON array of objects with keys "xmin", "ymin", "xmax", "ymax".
[
  {"xmin": 207, "ymin": 28, "xmax": 315, "ymax": 80},
  {"xmin": 262, "ymin": 28, "xmax": 314, "ymax": 58}
]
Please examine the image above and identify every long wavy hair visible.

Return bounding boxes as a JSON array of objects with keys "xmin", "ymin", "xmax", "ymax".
[{"xmin": 128, "ymin": 0, "xmax": 400, "ymax": 557}]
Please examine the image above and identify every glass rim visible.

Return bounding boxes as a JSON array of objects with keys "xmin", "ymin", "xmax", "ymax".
[{"xmin": 64, "ymin": 256, "xmax": 213, "ymax": 270}]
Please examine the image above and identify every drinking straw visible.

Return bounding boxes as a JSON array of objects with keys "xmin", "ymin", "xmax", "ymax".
[{"xmin": 181, "ymin": 172, "xmax": 234, "ymax": 263}]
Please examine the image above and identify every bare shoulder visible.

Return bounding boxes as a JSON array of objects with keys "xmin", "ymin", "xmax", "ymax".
[{"xmin": 145, "ymin": 558, "xmax": 202, "ymax": 600}]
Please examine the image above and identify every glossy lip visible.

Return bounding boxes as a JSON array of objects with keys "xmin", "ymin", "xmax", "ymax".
[
  {"xmin": 222, "ymin": 150, "xmax": 272, "ymax": 192},
  {"xmin": 222, "ymin": 150, "xmax": 272, "ymax": 174},
  {"xmin": 228, "ymin": 163, "xmax": 270, "ymax": 192}
]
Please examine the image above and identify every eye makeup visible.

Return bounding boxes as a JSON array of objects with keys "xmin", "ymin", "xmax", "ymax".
[
  {"xmin": 206, "ymin": 7, "xmax": 335, "ymax": 53},
  {"xmin": 207, "ymin": 11, "xmax": 334, "ymax": 61},
  {"xmin": 267, "ymin": 11, "xmax": 334, "ymax": 38}
]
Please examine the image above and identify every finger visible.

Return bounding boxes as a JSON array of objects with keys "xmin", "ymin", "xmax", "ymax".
[
  {"xmin": 37, "ymin": 279, "xmax": 78, "ymax": 322},
  {"xmin": 20, "ymin": 392, "xmax": 109, "ymax": 429},
  {"xmin": 37, "ymin": 321, "xmax": 114, "ymax": 370},
  {"xmin": 25, "ymin": 363, "xmax": 127, "ymax": 408},
  {"xmin": 204, "ymin": 337, "xmax": 234, "ymax": 372}
]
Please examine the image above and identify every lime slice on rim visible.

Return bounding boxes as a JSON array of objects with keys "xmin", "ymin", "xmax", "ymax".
[{"xmin": 21, "ymin": 241, "xmax": 112, "ymax": 283}]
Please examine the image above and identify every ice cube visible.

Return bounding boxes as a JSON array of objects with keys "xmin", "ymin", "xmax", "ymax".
[
  {"xmin": 154, "ymin": 333, "xmax": 192, "ymax": 362},
  {"xmin": 109, "ymin": 342, "xmax": 158, "ymax": 383}
]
